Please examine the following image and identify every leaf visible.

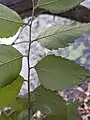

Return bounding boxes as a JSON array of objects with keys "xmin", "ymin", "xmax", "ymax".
[
  {"xmin": 35, "ymin": 55, "xmax": 90, "ymax": 90},
  {"xmin": 9, "ymin": 110, "xmax": 28, "ymax": 120},
  {"xmin": 36, "ymin": 23, "xmax": 90, "ymax": 49},
  {"xmin": 11, "ymin": 92, "xmax": 35, "ymax": 119},
  {"xmin": 0, "ymin": 4, "xmax": 23, "ymax": 38},
  {"xmin": 5, "ymin": 86, "xmax": 28, "ymax": 119},
  {"xmin": 31, "ymin": 85, "xmax": 67, "ymax": 115},
  {"xmin": 44, "ymin": 102, "xmax": 79, "ymax": 120},
  {"xmin": 0, "ymin": 45, "xmax": 22, "ymax": 87},
  {"xmin": 0, "ymin": 75, "xmax": 23, "ymax": 109},
  {"xmin": 8, "ymin": 111, "xmax": 18, "ymax": 120},
  {"xmin": 0, "ymin": 112, "xmax": 10, "ymax": 120},
  {"xmin": 11, "ymin": 96, "xmax": 28, "ymax": 111},
  {"xmin": 44, "ymin": 114, "xmax": 66, "ymax": 120},
  {"xmin": 67, "ymin": 102, "xmax": 78, "ymax": 120},
  {"xmin": 37, "ymin": 0, "xmax": 83, "ymax": 13}
]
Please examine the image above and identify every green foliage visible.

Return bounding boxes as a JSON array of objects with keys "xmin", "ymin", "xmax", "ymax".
[
  {"xmin": 9, "ymin": 110, "xmax": 28, "ymax": 120},
  {"xmin": 12, "ymin": 96, "xmax": 28, "ymax": 112},
  {"xmin": 37, "ymin": 0, "xmax": 83, "ymax": 13},
  {"xmin": 30, "ymin": 85, "xmax": 79, "ymax": 120},
  {"xmin": 35, "ymin": 55, "xmax": 90, "ymax": 90},
  {"xmin": 0, "ymin": 4, "xmax": 23, "ymax": 38},
  {"xmin": 0, "ymin": 45, "xmax": 22, "ymax": 87},
  {"xmin": 44, "ymin": 102, "xmax": 79, "ymax": 120},
  {"xmin": 44, "ymin": 114, "xmax": 66, "ymax": 120},
  {"xmin": 0, "ymin": 75, "xmax": 23, "ymax": 109},
  {"xmin": 30, "ymin": 85, "xmax": 67, "ymax": 115},
  {"xmin": 0, "ymin": 96, "xmax": 28, "ymax": 120},
  {"xmin": 36, "ymin": 22, "xmax": 90, "ymax": 49},
  {"xmin": 0, "ymin": 1, "xmax": 90, "ymax": 120},
  {"xmin": 0, "ymin": 112, "xmax": 10, "ymax": 120},
  {"xmin": 67, "ymin": 102, "xmax": 79, "ymax": 120},
  {"xmin": 0, "ymin": 110, "xmax": 28, "ymax": 120}
]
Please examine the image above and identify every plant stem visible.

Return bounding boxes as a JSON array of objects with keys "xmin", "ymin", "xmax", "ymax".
[
  {"xmin": 11, "ymin": 25, "xmax": 26, "ymax": 45},
  {"xmin": 27, "ymin": 0, "xmax": 35, "ymax": 120}
]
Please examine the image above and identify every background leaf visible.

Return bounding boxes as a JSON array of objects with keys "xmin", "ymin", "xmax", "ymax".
[
  {"xmin": 0, "ymin": 4, "xmax": 23, "ymax": 38},
  {"xmin": 35, "ymin": 55, "xmax": 90, "ymax": 90},
  {"xmin": 67, "ymin": 102, "xmax": 78, "ymax": 120},
  {"xmin": 0, "ymin": 75, "xmax": 23, "ymax": 109},
  {"xmin": 0, "ymin": 112, "xmax": 10, "ymax": 120},
  {"xmin": 44, "ymin": 114, "xmax": 66, "ymax": 120},
  {"xmin": 44, "ymin": 102, "xmax": 79, "ymax": 120},
  {"xmin": 31, "ymin": 85, "xmax": 67, "ymax": 115},
  {"xmin": 37, "ymin": 0, "xmax": 83, "ymax": 13},
  {"xmin": 9, "ymin": 110, "xmax": 28, "ymax": 120},
  {"xmin": 0, "ymin": 45, "xmax": 22, "ymax": 87},
  {"xmin": 37, "ymin": 23, "xmax": 90, "ymax": 49},
  {"xmin": 11, "ymin": 96, "xmax": 28, "ymax": 112}
]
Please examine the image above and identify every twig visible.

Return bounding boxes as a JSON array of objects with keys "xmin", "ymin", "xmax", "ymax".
[
  {"xmin": 29, "ymin": 67, "xmax": 34, "ymax": 70},
  {"xmin": 23, "ymin": 55, "xmax": 28, "ymax": 57},
  {"xmin": 12, "ymin": 39, "xmax": 36, "ymax": 45},
  {"xmin": 13, "ymin": 41, "xmax": 30, "ymax": 45},
  {"xmin": 11, "ymin": 25, "xmax": 26, "ymax": 45},
  {"xmin": 27, "ymin": 0, "xmax": 35, "ymax": 120},
  {"xmin": 11, "ymin": 18, "xmax": 33, "ymax": 46}
]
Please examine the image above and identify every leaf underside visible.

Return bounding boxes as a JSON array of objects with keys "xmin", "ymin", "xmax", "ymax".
[
  {"xmin": 37, "ymin": 23, "xmax": 90, "ymax": 49},
  {"xmin": 37, "ymin": 0, "xmax": 83, "ymax": 13}
]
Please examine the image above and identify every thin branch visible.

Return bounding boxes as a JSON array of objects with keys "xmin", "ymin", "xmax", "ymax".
[
  {"xmin": 24, "ymin": 79, "xmax": 28, "ymax": 82},
  {"xmin": 23, "ymin": 55, "xmax": 28, "ymax": 57},
  {"xmin": 12, "ymin": 38, "xmax": 36, "ymax": 45},
  {"xmin": 27, "ymin": 0, "xmax": 35, "ymax": 120},
  {"xmin": 29, "ymin": 67, "xmax": 34, "ymax": 70},
  {"xmin": 11, "ymin": 25, "xmax": 26, "ymax": 45},
  {"xmin": 13, "ymin": 41, "xmax": 30, "ymax": 45}
]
